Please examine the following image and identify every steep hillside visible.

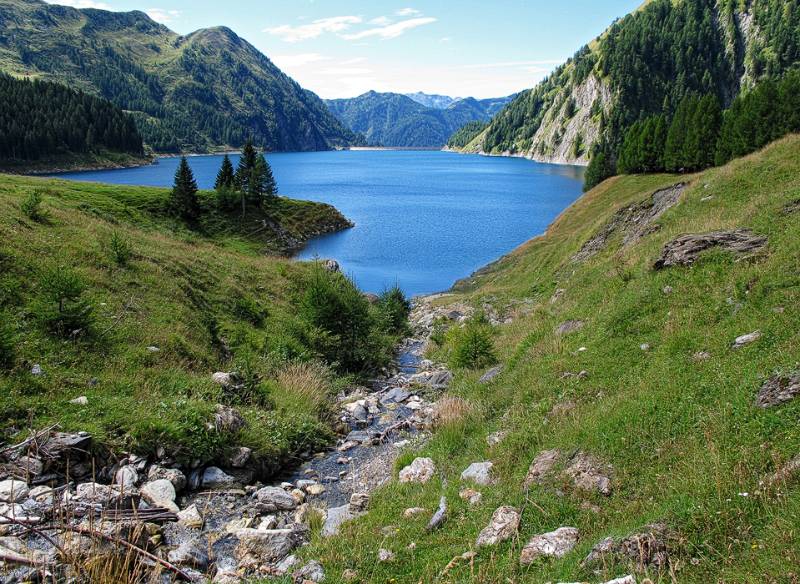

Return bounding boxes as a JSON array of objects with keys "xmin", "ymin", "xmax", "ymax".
[
  {"xmin": 289, "ymin": 135, "xmax": 800, "ymax": 582},
  {"xmin": 457, "ymin": 0, "xmax": 799, "ymax": 167},
  {"xmin": 326, "ymin": 91, "xmax": 513, "ymax": 147},
  {"xmin": 405, "ymin": 92, "xmax": 461, "ymax": 109},
  {"xmin": 0, "ymin": 0, "xmax": 359, "ymax": 153}
]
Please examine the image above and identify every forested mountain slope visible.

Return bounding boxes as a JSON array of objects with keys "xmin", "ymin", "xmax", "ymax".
[
  {"xmin": 0, "ymin": 0, "xmax": 359, "ymax": 153},
  {"xmin": 456, "ymin": 0, "xmax": 799, "ymax": 169},
  {"xmin": 326, "ymin": 91, "xmax": 513, "ymax": 147},
  {"xmin": 0, "ymin": 73, "xmax": 145, "ymax": 170}
]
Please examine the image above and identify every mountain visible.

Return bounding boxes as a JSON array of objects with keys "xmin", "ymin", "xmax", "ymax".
[
  {"xmin": 405, "ymin": 92, "xmax": 461, "ymax": 109},
  {"xmin": 454, "ymin": 0, "xmax": 800, "ymax": 169},
  {"xmin": 0, "ymin": 0, "xmax": 359, "ymax": 153},
  {"xmin": 326, "ymin": 91, "xmax": 514, "ymax": 147}
]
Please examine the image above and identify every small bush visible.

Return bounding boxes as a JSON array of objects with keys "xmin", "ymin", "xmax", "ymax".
[
  {"xmin": 432, "ymin": 396, "xmax": 475, "ymax": 428},
  {"xmin": 429, "ymin": 317, "xmax": 450, "ymax": 347},
  {"xmin": 34, "ymin": 265, "xmax": 94, "ymax": 337},
  {"xmin": 376, "ymin": 284, "xmax": 411, "ymax": 334},
  {"xmin": 222, "ymin": 356, "xmax": 274, "ymax": 408},
  {"xmin": 231, "ymin": 293, "xmax": 267, "ymax": 325},
  {"xmin": 448, "ymin": 315, "xmax": 497, "ymax": 370},
  {"xmin": 21, "ymin": 190, "xmax": 48, "ymax": 222},
  {"xmin": 0, "ymin": 315, "xmax": 15, "ymax": 369},
  {"xmin": 107, "ymin": 231, "xmax": 133, "ymax": 267}
]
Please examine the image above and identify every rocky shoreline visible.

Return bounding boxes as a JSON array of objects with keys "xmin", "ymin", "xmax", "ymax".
[{"xmin": 0, "ymin": 298, "xmax": 466, "ymax": 583}]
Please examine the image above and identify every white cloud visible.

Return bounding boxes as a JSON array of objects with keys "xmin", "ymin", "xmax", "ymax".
[
  {"xmin": 339, "ymin": 57, "xmax": 367, "ymax": 65},
  {"xmin": 271, "ymin": 53, "xmax": 331, "ymax": 68},
  {"xmin": 369, "ymin": 16, "xmax": 392, "ymax": 26},
  {"xmin": 265, "ymin": 15, "xmax": 362, "ymax": 43},
  {"xmin": 321, "ymin": 67, "xmax": 373, "ymax": 76},
  {"xmin": 396, "ymin": 8, "xmax": 421, "ymax": 17},
  {"xmin": 341, "ymin": 17, "xmax": 436, "ymax": 41},
  {"xmin": 439, "ymin": 37, "xmax": 452, "ymax": 43},
  {"xmin": 463, "ymin": 60, "xmax": 562, "ymax": 70},
  {"xmin": 145, "ymin": 8, "xmax": 180, "ymax": 24},
  {"xmin": 44, "ymin": 0, "xmax": 111, "ymax": 9}
]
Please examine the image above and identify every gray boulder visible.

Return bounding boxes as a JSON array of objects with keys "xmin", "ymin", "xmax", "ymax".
[
  {"xmin": 520, "ymin": 527, "xmax": 579, "ymax": 564},
  {"xmin": 254, "ymin": 486, "xmax": 298, "ymax": 511},
  {"xmin": 475, "ymin": 506, "xmax": 520, "ymax": 547}
]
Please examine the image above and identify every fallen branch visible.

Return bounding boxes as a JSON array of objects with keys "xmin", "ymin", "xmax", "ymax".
[
  {"xmin": 377, "ymin": 420, "xmax": 411, "ymax": 443},
  {"xmin": 0, "ymin": 550, "xmax": 49, "ymax": 567},
  {"xmin": 0, "ymin": 424, "xmax": 59, "ymax": 458}
]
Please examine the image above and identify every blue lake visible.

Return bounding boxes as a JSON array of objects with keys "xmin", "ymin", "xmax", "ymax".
[{"xmin": 51, "ymin": 151, "xmax": 585, "ymax": 296}]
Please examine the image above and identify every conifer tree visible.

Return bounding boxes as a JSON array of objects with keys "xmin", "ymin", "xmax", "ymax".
[
  {"xmin": 171, "ymin": 157, "xmax": 199, "ymax": 219},
  {"xmin": 214, "ymin": 154, "xmax": 235, "ymax": 190},
  {"xmin": 235, "ymin": 140, "xmax": 258, "ymax": 194}
]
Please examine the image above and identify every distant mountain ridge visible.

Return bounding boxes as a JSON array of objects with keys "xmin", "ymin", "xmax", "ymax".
[
  {"xmin": 0, "ymin": 0, "xmax": 359, "ymax": 153},
  {"xmin": 405, "ymin": 92, "xmax": 462, "ymax": 109},
  {"xmin": 326, "ymin": 91, "xmax": 514, "ymax": 148}
]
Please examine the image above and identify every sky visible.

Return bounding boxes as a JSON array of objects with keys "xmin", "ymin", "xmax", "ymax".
[{"xmin": 44, "ymin": 0, "xmax": 643, "ymax": 99}]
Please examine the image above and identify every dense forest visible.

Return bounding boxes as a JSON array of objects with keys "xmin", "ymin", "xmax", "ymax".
[
  {"xmin": 0, "ymin": 0, "xmax": 358, "ymax": 153},
  {"xmin": 446, "ymin": 121, "xmax": 489, "ymax": 149},
  {"xmin": 0, "ymin": 73, "xmax": 143, "ymax": 162},
  {"xmin": 463, "ymin": 0, "xmax": 800, "ymax": 186}
]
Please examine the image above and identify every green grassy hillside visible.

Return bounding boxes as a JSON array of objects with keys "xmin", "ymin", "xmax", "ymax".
[
  {"xmin": 0, "ymin": 175, "xmax": 399, "ymax": 476},
  {"xmin": 288, "ymin": 135, "xmax": 800, "ymax": 582}
]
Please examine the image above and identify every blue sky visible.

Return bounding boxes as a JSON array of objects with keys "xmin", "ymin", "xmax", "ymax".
[{"xmin": 45, "ymin": 1, "xmax": 643, "ymax": 98}]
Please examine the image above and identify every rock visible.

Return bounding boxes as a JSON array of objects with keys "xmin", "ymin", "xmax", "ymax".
[
  {"xmin": 524, "ymin": 449, "xmax": 561, "ymax": 488},
  {"xmin": 756, "ymin": 372, "xmax": 800, "ymax": 408},
  {"xmin": 564, "ymin": 452, "xmax": 613, "ymax": 496},
  {"xmin": 732, "ymin": 331, "xmax": 762, "ymax": 349},
  {"xmin": 662, "ymin": 285, "xmax": 674, "ymax": 294},
  {"xmin": 168, "ymin": 537, "xmax": 210, "ymax": 569},
  {"xmin": 0, "ymin": 503, "xmax": 39, "ymax": 524},
  {"xmin": 177, "ymin": 504, "xmax": 204, "ymax": 529},
  {"xmin": 147, "ymin": 466, "xmax": 187, "ymax": 492},
  {"xmin": 377, "ymin": 548, "xmax": 395, "ymax": 562},
  {"xmin": 556, "ymin": 320, "xmax": 585, "ymax": 335},
  {"xmin": 461, "ymin": 462, "xmax": 495, "ymax": 486},
  {"xmin": 520, "ymin": 527, "xmax": 580, "ymax": 564},
  {"xmin": 583, "ymin": 523, "xmax": 672, "ymax": 569},
  {"xmin": 398, "ymin": 457, "xmax": 436, "ymax": 484},
  {"xmin": 342, "ymin": 568, "xmax": 358, "ymax": 581},
  {"xmin": 603, "ymin": 577, "xmax": 637, "ymax": 584},
  {"xmin": 479, "ymin": 365, "xmax": 503, "ymax": 384},
  {"xmin": 13, "ymin": 455, "xmax": 43, "ymax": 477},
  {"xmin": 213, "ymin": 405, "xmax": 246, "ymax": 434},
  {"xmin": 640, "ymin": 343, "xmax": 651, "ymax": 351},
  {"xmin": 293, "ymin": 559, "xmax": 325, "ymax": 582},
  {"xmin": 141, "ymin": 479, "xmax": 178, "ymax": 513},
  {"xmin": 692, "ymin": 351, "xmax": 712, "ymax": 362},
  {"xmin": 459, "ymin": 488, "xmax": 482, "ymax": 505},
  {"xmin": 229, "ymin": 446, "xmax": 252, "ymax": 468},
  {"xmin": 486, "ymin": 431, "xmax": 508, "ymax": 447},
  {"xmin": 306, "ymin": 483, "xmax": 326, "ymax": 497},
  {"xmin": 403, "ymin": 507, "xmax": 426, "ymax": 519},
  {"xmin": 322, "ymin": 504, "xmax": 354, "ymax": 537},
  {"xmin": 0, "ymin": 480, "xmax": 29, "ymax": 504},
  {"xmin": 115, "ymin": 466, "xmax": 139, "ymax": 491},
  {"xmin": 380, "ymin": 387, "xmax": 411, "ymax": 405},
  {"xmin": 258, "ymin": 516, "xmax": 278, "ymax": 531},
  {"xmin": 74, "ymin": 482, "xmax": 125, "ymax": 506},
  {"xmin": 202, "ymin": 467, "xmax": 237, "ymax": 489},
  {"xmin": 573, "ymin": 184, "xmax": 687, "ymax": 263},
  {"xmin": 274, "ymin": 553, "xmax": 298, "ymax": 575},
  {"xmin": 654, "ymin": 229, "xmax": 767, "ymax": 269},
  {"xmin": 28, "ymin": 486, "xmax": 54, "ymax": 503},
  {"xmin": 146, "ymin": 346, "xmax": 160, "ymax": 353},
  {"xmin": 475, "ymin": 506, "xmax": 520, "ymax": 547},
  {"xmin": 426, "ymin": 496, "xmax": 447, "ymax": 531},
  {"xmin": 212, "ymin": 372, "xmax": 234, "ymax": 387},
  {"xmin": 69, "ymin": 396, "xmax": 88, "ymax": 405},
  {"xmin": 31, "ymin": 363, "xmax": 43, "ymax": 376},
  {"xmin": 349, "ymin": 492, "xmax": 369, "ymax": 513},
  {"xmin": 254, "ymin": 486, "xmax": 298, "ymax": 511},
  {"xmin": 323, "ymin": 259, "xmax": 340, "ymax": 272},
  {"xmin": 234, "ymin": 527, "xmax": 305, "ymax": 564}
]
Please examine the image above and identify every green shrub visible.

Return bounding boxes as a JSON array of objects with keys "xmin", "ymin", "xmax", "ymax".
[
  {"xmin": 21, "ymin": 190, "xmax": 48, "ymax": 222},
  {"xmin": 376, "ymin": 284, "xmax": 411, "ymax": 334},
  {"xmin": 231, "ymin": 293, "xmax": 267, "ymax": 325},
  {"xmin": 34, "ymin": 265, "xmax": 94, "ymax": 337},
  {"xmin": 222, "ymin": 356, "xmax": 274, "ymax": 408},
  {"xmin": 430, "ymin": 317, "xmax": 449, "ymax": 347},
  {"xmin": 297, "ymin": 262, "xmax": 391, "ymax": 373},
  {"xmin": 0, "ymin": 315, "xmax": 15, "ymax": 369},
  {"xmin": 448, "ymin": 315, "xmax": 497, "ymax": 369},
  {"xmin": 107, "ymin": 231, "xmax": 133, "ymax": 267}
]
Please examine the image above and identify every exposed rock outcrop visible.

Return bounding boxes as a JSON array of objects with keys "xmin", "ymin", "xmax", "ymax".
[{"xmin": 653, "ymin": 229, "xmax": 767, "ymax": 269}]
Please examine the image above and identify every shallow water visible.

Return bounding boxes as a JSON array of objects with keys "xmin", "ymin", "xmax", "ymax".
[{"xmin": 51, "ymin": 150, "xmax": 584, "ymax": 296}]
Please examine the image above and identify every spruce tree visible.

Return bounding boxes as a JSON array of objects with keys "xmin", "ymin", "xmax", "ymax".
[
  {"xmin": 236, "ymin": 140, "xmax": 258, "ymax": 194},
  {"xmin": 171, "ymin": 157, "xmax": 199, "ymax": 219},
  {"xmin": 214, "ymin": 154, "xmax": 235, "ymax": 190}
]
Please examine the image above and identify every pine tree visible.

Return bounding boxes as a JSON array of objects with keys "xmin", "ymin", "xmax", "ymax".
[
  {"xmin": 235, "ymin": 140, "xmax": 257, "ymax": 194},
  {"xmin": 214, "ymin": 154, "xmax": 235, "ymax": 190},
  {"xmin": 263, "ymin": 156, "xmax": 278, "ymax": 197},
  {"xmin": 171, "ymin": 157, "xmax": 199, "ymax": 219}
]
